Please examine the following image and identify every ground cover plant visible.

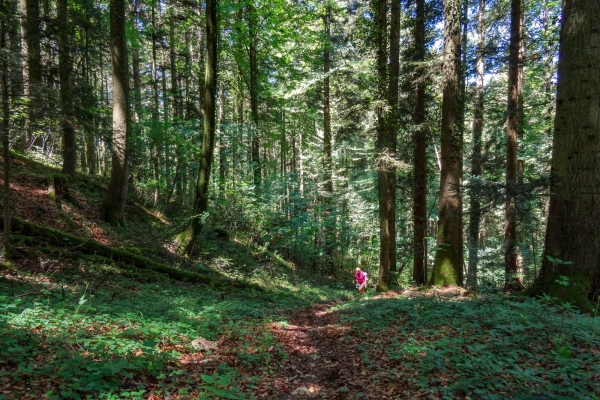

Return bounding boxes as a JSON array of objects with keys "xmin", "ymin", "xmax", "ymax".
[
  {"xmin": 0, "ymin": 259, "xmax": 352, "ymax": 399},
  {"xmin": 328, "ymin": 289, "xmax": 600, "ymax": 399}
]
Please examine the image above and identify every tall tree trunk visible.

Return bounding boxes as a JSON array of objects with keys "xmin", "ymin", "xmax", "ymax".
[
  {"xmin": 248, "ymin": 0, "xmax": 260, "ymax": 191},
  {"xmin": 58, "ymin": 0, "xmax": 76, "ymax": 179},
  {"xmin": 535, "ymin": 0, "xmax": 600, "ymax": 311},
  {"xmin": 387, "ymin": 0, "xmax": 400, "ymax": 273},
  {"xmin": 467, "ymin": 0, "xmax": 485, "ymax": 288},
  {"xmin": 218, "ymin": 84, "xmax": 226, "ymax": 193},
  {"xmin": 1, "ymin": 0, "xmax": 10, "ymax": 256},
  {"xmin": 323, "ymin": 5, "xmax": 332, "ymax": 195},
  {"xmin": 375, "ymin": 0, "xmax": 391, "ymax": 291},
  {"xmin": 504, "ymin": 0, "xmax": 523, "ymax": 292},
  {"xmin": 413, "ymin": 0, "xmax": 427, "ymax": 285},
  {"xmin": 169, "ymin": 11, "xmax": 184, "ymax": 206},
  {"xmin": 429, "ymin": 0, "xmax": 463, "ymax": 287},
  {"xmin": 103, "ymin": 0, "xmax": 130, "ymax": 225},
  {"xmin": 151, "ymin": 3, "xmax": 161, "ymax": 205},
  {"xmin": 175, "ymin": 0, "xmax": 217, "ymax": 254},
  {"xmin": 322, "ymin": 5, "xmax": 334, "ymax": 271},
  {"xmin": 542, "ymin": 7, "xmax": 555, "ymax": 137},
  {"xmin": 19, "ymin": 0, "xmax": 41, "ymax": 151}
]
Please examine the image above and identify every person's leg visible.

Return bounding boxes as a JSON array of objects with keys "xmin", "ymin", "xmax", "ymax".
[{"xmin": 359, "ymin": 282, "xmax": 366, "ymax": 294}]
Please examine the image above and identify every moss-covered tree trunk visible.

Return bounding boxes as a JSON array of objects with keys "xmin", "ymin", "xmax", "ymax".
[
  {"xmin": 175, "ymin": 0, "xmax": 217, "ymax": 254},
  {"xmin": 103, "ymin": 0, "xmax": 130, "ymax": 225},
  {"xmin": 413, "ymin": 0, "xmax": 427, "ymax": 285},
  {"xmin": 534, "ymin": 0, "xmax": 600, "ymax": 311},
  {"xmin": 429, "ymin": 0, "xmax": 463, "ymax": 287}
]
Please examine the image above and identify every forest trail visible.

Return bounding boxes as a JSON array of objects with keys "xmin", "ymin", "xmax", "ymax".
[
  {"xmin": 263, "ymin": 297, "xmax": 415, "ymax": 399},
  {"xmin": 268, "ymin": 300, "xmax": 370, "ymax": 399}
]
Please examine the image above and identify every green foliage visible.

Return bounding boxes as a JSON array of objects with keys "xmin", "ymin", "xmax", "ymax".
[
  {"xmin": 331, "ymin": 293, "xmax": 600, "ymax": 399},
  {"xmin": 0, "ymin": 249, "xmax": 351, "ymax": 398}
]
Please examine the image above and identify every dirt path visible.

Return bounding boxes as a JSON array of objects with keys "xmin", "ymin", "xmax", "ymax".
[{"xmin": 260, "ymin": 300, "xmax": 398, "ymax": 399}]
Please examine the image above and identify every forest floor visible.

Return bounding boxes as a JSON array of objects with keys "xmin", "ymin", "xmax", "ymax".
[{"xmin": 1, "ymin": 153, "xmax": 600, "ymax": 400}]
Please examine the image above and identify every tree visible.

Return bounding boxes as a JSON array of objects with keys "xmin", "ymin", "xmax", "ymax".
[
  {"xmin": 174, "ymin": 0, "xmax": 217, "ymax": 253},
  {"xmin": 535, "ymin": 0, "xmax": 600, "ymax": 311},
  {"xmin": 466, "ymin": 0, "xmax": 485, "ymax": 288},
  {"xmin": 19, "ymin": 0, "xmax": 41, "ymax": 150},
  {"xmin": 58, "ymin": 0, "xmax": 76, "ymax": 179},
  {"xmin": 412, "ymin": 0, "xmax": 427, "ymax": 285},
  {"xmin": 387, "ymin": 0, "xmax": 399, "ymax": 274},
  {"xmin": 429, "ymin": 0, "xmax": 463, "ymax": 287},
  {"xmin": 248, "ymin": 0, "xmax": 260, "ymax": 191},
  {"xmin": 1, "ymin": 0, "xmax": 11, "ymax": 256},
  {"xmin": 503, "ymin": 0, "xmax": 523, "ymax": 292},
  {"xmin": 102, "ymin": 0, "xmax": 130, "ymax": 225},
  {"xmin": 374, "ymin": 0, "xmax": 392, "ymax": 292}
]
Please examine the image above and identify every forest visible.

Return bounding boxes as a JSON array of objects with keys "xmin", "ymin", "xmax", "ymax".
[{"xmin": 0, "ymin": 0, "xmax": 599, "ymax": 397}]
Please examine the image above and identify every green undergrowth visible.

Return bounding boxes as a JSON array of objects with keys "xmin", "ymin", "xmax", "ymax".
[
  {"xmin": 0, "ymin": 258, "xmax": 352, "ymax": 399},
  {"xmin": 330, "ymin": 292, "xmax": 600, "ymax": 400}
]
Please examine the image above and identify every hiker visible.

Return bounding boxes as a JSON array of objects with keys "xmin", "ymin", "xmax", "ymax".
[{"xmin": 355, "ymin": 268, "xmax": 367, "ymax": 294}]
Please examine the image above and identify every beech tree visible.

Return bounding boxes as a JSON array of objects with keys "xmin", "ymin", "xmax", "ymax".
[{"xmin": 535, "ymin": 0, "xmax": 600, "ymax": 310}]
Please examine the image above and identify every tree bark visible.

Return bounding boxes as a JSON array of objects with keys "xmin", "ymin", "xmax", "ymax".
[
  {"xmin": 375, "ymin": 0, "xmax": 392, "ymax": 291},
  {"xmin": 175, "ymin": 0, "xmax": 217, "ymax": 254},
  {"xmin": 467, "ymin": 0, "xmax": 485, "ymax": 288},
  {"xmin": 58, "ymin": 0, "xmax": 76, "ymax": 179},
  {"xmin": 103, "ymin": 0, "xmax": 130, "ymax": 226},
  {"xmin": 430, "ymin": 0, "xmax": 463, "ymax": 287},
  {"xmin": 534, "ymin": 0, "xmax": 600, "ymax": 311},
  {"xmin": 413, "ymin": 0, "xmax": 427, "ymax": 285},
  {"xmin": 504, "ymin": 0, "xmax": 523, "ymax": 292}
]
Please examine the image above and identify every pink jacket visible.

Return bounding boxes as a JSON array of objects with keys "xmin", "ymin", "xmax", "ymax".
[{"xmin": 355, "ymin": 271, "xmax": 366, "ymax": 284}]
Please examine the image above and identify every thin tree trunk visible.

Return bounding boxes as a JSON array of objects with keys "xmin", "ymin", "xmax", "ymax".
[
  {"xmin": 248, "ymin": 0, "xmax": 260, "ymax": 191},
  {"xmin": 535, "ymin": 0, "xmax": 600, "ymax": 311},
  {"xmin": 504, "ymin": 0, "xmax": 523, "ymax": 292},
  {"xmin": 218, "ymin": 84, "xmax": 226, "ymax": 193},
  {"xmin": 58, "ymin": 0, "xmax": 76, "ymax": 179},
  {"xmin": 430, "ymin": 0, "xmax": 463, "ymax": 287},
  {"xmin": 413, "ymin": 0, "xmax": 428, "ymax": 285},
  {"xmin": 322, "ymin": 5, "xmax": 334, "ymax": 270},
  {"xmin": 542, "ymin": 7, "xmax": 555, "ymax": 137},
  {"xmin": 1, "ymin": 1, "xmax": 10, "ymax": 256},
  {"xmin": 103, "ymin": 0, "xmax": 130, "ymax": 225},
  {"xmin": 175, "ymin": 0, "xmax": 217, "ymax": 254},
  {"xmin": 20, "ymin": 0, "xmax": 41, "ymax": 151},
  {"xmin": 151, "ymin": 3, "xmax": 160, "ymax": 205},
  {"xmin": 467, "ymin": 0, "xmax": 485, "ymax": 288}
]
